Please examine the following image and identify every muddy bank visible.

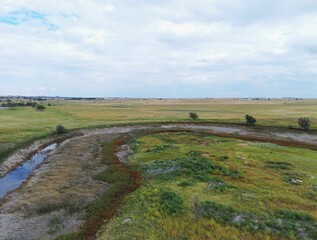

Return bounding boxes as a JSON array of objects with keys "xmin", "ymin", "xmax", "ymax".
[
  {"xmin": 0, "ymin": 132, "xmax": 84, "ymax": 178},
  {"xmin": 161, "ymin": 124, "xmax": 317, "ymax": 150},
  {"xmin": 0, "ymin": 139, "xmax": 52, "ymax": 178},
  {"xmin": 0, "ymin": 133, "xmax": 116, "ymax": 239},
  {"xmin": 0, "ymin": 143, "xmax": 57, "ymax": 199}
]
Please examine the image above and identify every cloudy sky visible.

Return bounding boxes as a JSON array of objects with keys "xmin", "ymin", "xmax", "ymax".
[{"xmin": 0, "ymin": 0, "xmax": 317, "ymax": 97}]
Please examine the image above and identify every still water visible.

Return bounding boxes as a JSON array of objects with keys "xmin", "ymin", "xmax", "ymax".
[{"xmin": 0, "ymin": 143, "xmax": 57, "ymax": 199}]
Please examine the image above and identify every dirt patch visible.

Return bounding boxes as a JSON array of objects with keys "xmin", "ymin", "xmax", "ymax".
[{"xmin": 116, "ymin": 144, "xmax": 133, "ymax": 162}]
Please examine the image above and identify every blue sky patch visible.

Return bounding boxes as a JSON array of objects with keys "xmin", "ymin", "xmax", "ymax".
[
  {"xmin": 0, "ymin": 8, "xmax": 58, "ymax": 31},
  {"xmin": 0, "ymin": 8, "xmax": 46, "ymax": 25}
]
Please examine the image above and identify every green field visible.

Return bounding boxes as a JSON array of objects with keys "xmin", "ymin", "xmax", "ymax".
[
  {"xmin": 1, "ymin": 99, "xmax": 317, "ymax": 239},
  {"xmin": 1, "ymin": 99, "xmax": 316, "ymax": 162},
  {"xmin": 99, "ymin": 131, "xmax": 317, "ymax": 240}
]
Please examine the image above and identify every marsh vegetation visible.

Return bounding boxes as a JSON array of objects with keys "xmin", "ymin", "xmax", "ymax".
[{"xmin": 100, "ymin": 131, "xmax": 317, "ymax": 240}]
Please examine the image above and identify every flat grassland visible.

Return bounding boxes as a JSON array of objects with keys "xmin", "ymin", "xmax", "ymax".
[
  {"xmin": 1, "ymin": 98, "xmax": 316, "ymax": 162},
  {"xmin": 1, "ymin": 99, "xmax": 317, "ymax": 239}
]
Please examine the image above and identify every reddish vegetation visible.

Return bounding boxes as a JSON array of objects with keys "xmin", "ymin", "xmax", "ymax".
[{"xmin": 79, "ymin": 138, "xmax": 142, "ymax": 240}]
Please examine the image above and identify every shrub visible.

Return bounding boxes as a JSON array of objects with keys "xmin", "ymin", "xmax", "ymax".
[
  {"xmin": 298, "ymin": 117, "xmax": 310, "ymax": 131},
  {"xmin": 189, "ymin": 112, "xmax": 198, "ymax": 120},
  {"xmin": 198, "ymin": 200, "xmax": 317, "ymax": 238},
  {"xmin": 160, "ymin": 190, "xmax": 184, "ymax": 216},
  {"xmin": 274, "ymin": 209, "xmax": 315, "ymax": 222},
  {"xmin": 56, "ymin": 125, "xmax": 68, "ymax": 134},
  {"xmin": 200, "ymin": 201, "xmax": 236, "ymax": 223},
  {"xmin": 36, "ymin": 104, "xmax": 46, "ymax": 110},
  {"xmin": 245, "ymin": 114, "xmax": 256, "ymax": 125}
]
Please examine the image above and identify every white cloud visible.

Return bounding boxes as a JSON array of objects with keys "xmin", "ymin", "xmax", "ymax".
[
  {"xmin": 0, "ymin": 0, "xmax": 316, "ymax": 97},
  {"xmin": 158, "ymin": 21, "xmax": 221, "ymax": 36}
]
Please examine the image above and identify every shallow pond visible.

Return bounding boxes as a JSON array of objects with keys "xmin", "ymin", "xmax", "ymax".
[{"xmin": 0, "ymin": 143, "xmax": 57, "ymax": 199}]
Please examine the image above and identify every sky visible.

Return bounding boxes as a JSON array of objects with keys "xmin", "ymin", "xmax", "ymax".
[{"xmin": 0, "ymin": 0, "xmax": 317, "ymax": 98}]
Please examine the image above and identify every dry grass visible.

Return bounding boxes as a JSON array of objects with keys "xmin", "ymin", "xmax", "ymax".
[
  {"xmin": 16, "ymin": 135, "xmax": 109, "ymax": 215},
  {"xmin": 0, "ymin": 133, "xmax": 117, "ymax": 239}
]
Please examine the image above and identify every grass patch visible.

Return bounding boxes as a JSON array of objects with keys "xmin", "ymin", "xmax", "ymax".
[
  {"xmin": 198, "ymin": 200, "xmax": 317, "ymax": 239},
  {"xmin": 99, "ymin": 131, "xmax": 317, "ymax": 240},
  {"xmin": 207, "ymin": 177, "xmax": 233, "ymax": 192},
  {"xmin": 48, "ymin": 215, "xmax": 64, "ymax": 235},
  {"xmin": 266, "ymin": 161, "xmax": 293, "ymax": 170}
]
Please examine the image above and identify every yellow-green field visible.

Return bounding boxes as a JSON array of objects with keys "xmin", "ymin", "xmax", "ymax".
[
  {"xmin": 99, "ymin": 131, "xmax": 317, "ymax": 240},
  {"xmin": 1, "ymin": 98, "xmax": 316, "ymax": 162}
]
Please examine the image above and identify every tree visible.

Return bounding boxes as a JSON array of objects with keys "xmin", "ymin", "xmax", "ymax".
[
  {"xmin": 245, "ymin": 114, "xmax": 256, "ymax": 125},
  {"xmin": 298, "ymin": 117, "xmax": 310, "ymax": 131},
  {"xmin": 189, "ymin": 112, "xmax": 198, "ymax": 120},
  {"xmin": 56, "ymin": 125, "xmax": 68, "ymax": 134}
]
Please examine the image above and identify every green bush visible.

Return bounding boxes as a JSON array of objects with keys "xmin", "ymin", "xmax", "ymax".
[
  {"xmin": 245, "ymin": 114, "xmax": 256, "ymax": 125},
  {"xmin": 56, "ymin": 125, "xmax": 68, "ymax": 134},
  {"xmin": 160, "ymin": 190, "xmax": 184, "ymax": 216},
  {"xmin": 141, "ymin": 156, "xmax": 242, "ymax": 182},
  {"xmin": 36, "ymin": 104, "xmax": 46, "ymax": 110},
  {"xmin": 298, "ymin": 117, "xmax": 310, "ymax": 131},
  {"xmin": 189, "ymin": 112, "xmax": 198, "ymax": 120},
  {"xmin": 200, "ymin": 201, "xmax": 236, "ymax": 223}
]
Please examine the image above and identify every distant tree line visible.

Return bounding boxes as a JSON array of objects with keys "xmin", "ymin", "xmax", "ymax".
[
  {"xmin": 1, "ymin": 101, "xmax": 38, "ymax": 107},
  {"xmin": 1, "ymin": 101, "xmax": 50, "ymax": 109}
]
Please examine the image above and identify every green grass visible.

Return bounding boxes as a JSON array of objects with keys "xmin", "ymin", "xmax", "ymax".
[
  {"xmin": 1, "ymin": 98, "xmax": 317, "ymax": 163},
  {"xmin": 99, "ymin": 131, "xmax": 317, "ymax": 240}
]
